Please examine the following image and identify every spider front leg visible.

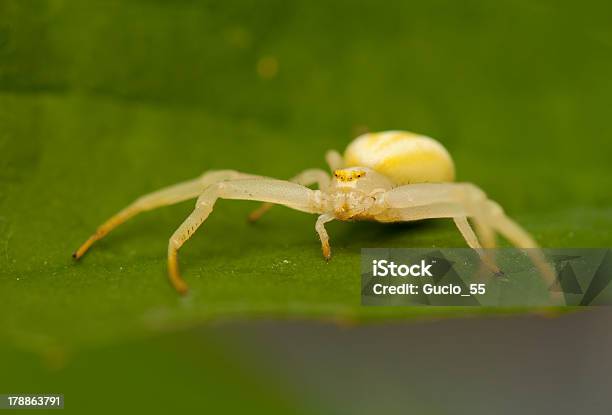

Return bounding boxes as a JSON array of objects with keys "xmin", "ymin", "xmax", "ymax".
[
  {"xmin": 168, "ymin": 179, "xmax": 323, "ymax": 294},
  {"xmin": 453, "ymin": 217, "xmax": 501, "ymax": 274},
  {"xmin": 382, "ymin": 183, "xmax": 556, "ymax": 287},
  {"xmin": 247, "ymin": 149, "xmax": 341, "ymax": 222},
  {"xmin": 376, "ymin": 204, "xmax": 501, "ymax": 274},
  {"xmin": 248, "ymin": 169, "xmax": 330, "ymax": 222},
  {"xmin": 384, "ymin": 183, "xmax": 540, "ymax": 246},
  {"xmin": 73, "ymin": 170, "xmax": 263, "ymax": 260}
]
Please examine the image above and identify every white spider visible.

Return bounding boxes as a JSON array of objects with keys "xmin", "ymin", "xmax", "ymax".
[{"xmin": 74, "ymin": 130, "xmax": 552, "ymax": 294}]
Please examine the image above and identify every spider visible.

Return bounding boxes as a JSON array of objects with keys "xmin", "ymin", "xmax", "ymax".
[{"xmin": 73, "ymin": 130, "xmax": 552, "ymax": 294}]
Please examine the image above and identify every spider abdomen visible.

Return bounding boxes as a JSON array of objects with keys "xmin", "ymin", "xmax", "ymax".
[{"xmin": 343, "ymin": 131, "xmax": 455, "ymax": 185}]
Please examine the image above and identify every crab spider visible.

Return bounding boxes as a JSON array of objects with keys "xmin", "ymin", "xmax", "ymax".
[{"xmin": 73, "ymin": 131, "xmax": 554, "ymax": 295}]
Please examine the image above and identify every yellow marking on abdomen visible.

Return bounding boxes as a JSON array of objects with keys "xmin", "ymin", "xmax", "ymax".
[{"xmin": 343, "ymin": 131, "xmax": 455, "ymax": 185}]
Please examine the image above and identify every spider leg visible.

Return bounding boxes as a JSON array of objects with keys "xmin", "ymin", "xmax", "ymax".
[
  {"xmin": 453, "ymin": 217, "xmax": 481, "ymax": 249},
  {"xmin": 315, "ymin": 213, "xmax": 335, "ymax": 260},
  {"xmin": 325, "ymin": 149, "xmax": 344, "ymax": 171},
  {"xmin": 375, "ymin": 205, "xmax": 500, "ymax": 273},
  {"xmin": 73, "ymin": 170, "xmax": 263, "ymax": 260},
  {"xmin": 475, "ymin": 199, "xmax": 558, "ymax": 296},
  {"xmin": 473, "ymin": 218, "xmax": 497, "ymax": 248},
  {"xmin": 384, "ymin": 183, "xmax": 538, "ymax": 246},
  {"xmin": 382, "ymin": 183, "xmax": 557, "ymax": 289},
  {"xmin": 453, "ymin": 217, "xmax": 501, "ymax": 274},
  {"xmin": 248, "ymin": 169, "xmax": 330, "ymax": 222},
  {"xmin": 168, "ymin": 179, "xmax": 322, "ymax": 294}
]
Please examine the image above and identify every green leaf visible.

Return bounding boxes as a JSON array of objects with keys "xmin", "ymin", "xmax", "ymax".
[{"xmin": 1, "ymin": 0, "xmax": 611, "ymax": 354}]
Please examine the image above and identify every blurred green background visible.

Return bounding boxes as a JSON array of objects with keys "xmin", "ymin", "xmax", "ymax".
[{"xmin": 1, "ymin": 0, "xmax": 611, "ymax": 413}]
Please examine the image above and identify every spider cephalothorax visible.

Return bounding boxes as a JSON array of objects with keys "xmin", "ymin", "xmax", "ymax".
[
  {"xmin": 333, "ymin": 168, "xmax": 366, "ymax": 182},
  {"xmin": 74, "ymin": 130, "xmax": 553, "ymax": 294}
]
